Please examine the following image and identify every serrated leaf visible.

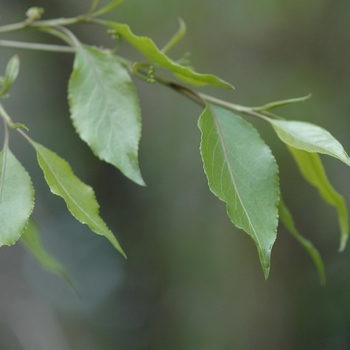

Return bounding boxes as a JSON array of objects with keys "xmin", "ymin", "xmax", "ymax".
[
  {"xmin": 198, "ymin": 105, "xmax": 279, "ymax": 278},
  {"xmin": 0, "ymin": 149, "xmax": 34, "ymax": 246},
  {"xmin": 0, "ymin": 55, "xmax": 20, "ymax": 97},
  {"xmin": 105, "ymin": 21, "xmax": 233, "ymax": 89},
  {"xmin": 21, "ymin": 219, "xmax": 79, "ymax": 294},
  {"xmin": 269, "ymin": 119, "xmax": 350, "ymax": 166},
  {"xmin": 68, "ymin": 44, "xmax": 144, "ymax": 185},
  {"xmin": 31, "ymin": 141, "xmax": 126, "ymax": 258},
  {"xmin": 288, "ymin": 146, "xmax": 349, "ymax": 251},
  {"xmin": 279, "ymin": 199, "xmax": 326, "ymax": 285}
]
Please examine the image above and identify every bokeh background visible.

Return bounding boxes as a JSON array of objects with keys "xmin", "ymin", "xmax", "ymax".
[{"xmin": 1, "ymin": 0, "xmax": 350, "ymax": 349}]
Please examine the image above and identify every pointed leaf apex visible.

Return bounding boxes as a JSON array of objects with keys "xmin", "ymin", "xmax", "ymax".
[
  {"xmin": 199, "ymin": 106, "xmax": 279, "ymax": 280},
  {"xmin": 258, "ymin": 246, "xmax": 272, "ymax": 280},
  {"xmin": 339, "ymin": 235, "xmax": 348, "ymax": 252}
]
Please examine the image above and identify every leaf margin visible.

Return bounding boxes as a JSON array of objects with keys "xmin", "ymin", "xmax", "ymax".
[
  {"xmin": 30, "ymin": 140, "xmax": 126, "ymax": 258},
  {"xmin": 198, "ymin": 104, "xmax": 280, "ymax": 279}
]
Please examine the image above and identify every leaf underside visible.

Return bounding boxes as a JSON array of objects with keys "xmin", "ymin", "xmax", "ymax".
[
  {"xmin": 288, "ymin": 146, "xmax": 349, "ymax": 251},
  {"xmin": 32, "ymin": 141, "xmax": 126, "ymax": 257},
  {"xmin": 279, "ymin": 199, "xmax": 326, "ymax": 285},
  {"xmin": 21, "ymin": 219, "xmax": 78, "ymax": 293},
  {"xmin": 198, "ymin": 105, "xmax": 280, "ymax": 278},
  {"xmin": 270, "ymin": 119, "xmax": 350, "ymax": 166},
  {"xmin": 68, "ymin": 44, "xmax": 144, "ymax": 185},
  {"xmin": 0, "ymin": 149, "xmax": 34, "ymax": 246}
]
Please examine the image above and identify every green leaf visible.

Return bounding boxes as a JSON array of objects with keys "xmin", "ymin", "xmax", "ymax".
[
  {"xmin": 31, "ymin": 141, "xmax": 126, "ymax": 258},
  {"xmin": 288, "ymin": 146, "xmax": 349, "ymax": 251},
  {"xmin": 198, "ymin": 105, "xmax": 279, "ymax": 278},
  {"xmin": 269, "ymin": 119, "xmax": 350, "ymax": 166},
  {"xmin": 105, "ymin": 21, "xmax": 233, "ymax": 89},
  {"xmin": 279, "ymin": 199, "xmax": 326, "ymax": 285},
  {"xmin": 21, "ymin": 219, "xmax": 79, "ymax": 294},
  {"xmin": 0, "ymin": 55, "xmax": 20, "ymax": 97},
  {"xmin": 11, "ymin": 122, "xmax": 29, "ymax": 131},
  {"xmin": 68, "ymin": 44, "xmax": 144, "ymax": 185},
  {"xmin": 0, "ymin": 149, "xmax": 34, "ymax": 246}
]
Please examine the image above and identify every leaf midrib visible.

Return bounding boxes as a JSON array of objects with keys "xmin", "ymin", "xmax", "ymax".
[
  {"xmin": 36, "ymin": 145, "xmax": 108, "ymax": 235},
  {"xmin": 78, "ymin": 46, "xmax": 125, "ymax": 160},
  {"xmin": 210, "ymin": 107, "xmax": 261, "ymax": 247}
]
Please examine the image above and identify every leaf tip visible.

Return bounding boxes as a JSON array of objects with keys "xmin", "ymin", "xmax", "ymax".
[
  {"xmin": 263, "ymin": 267, "xmax": 270, "ymax": 280},
  {"xmin": 258, "ymin": 246, "xmax": 272, "ymax": 280},
  {"xmin": 109, "ymin": 235, "xmax": 127, "ymax": 259},
  {"xmin": 135, "ymin": 176, "xmax": 146, "ymax": 187},
  {"xmin": 119, "ymin": 247, "xmax": 127, "ymax": 259},
  {"xmin": 338, "ymin": 234, "xmax": 348, "ymax": 252},
  {"xmin": 127, "ymin": 171, "xmax": 146, "ymax": 186}
]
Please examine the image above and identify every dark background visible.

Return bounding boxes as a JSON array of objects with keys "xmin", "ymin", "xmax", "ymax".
[{"xmin": 1, "ymin": 0, "xmax": 350, "ymax": 349}]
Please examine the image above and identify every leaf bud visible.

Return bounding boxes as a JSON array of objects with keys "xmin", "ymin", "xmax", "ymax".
[
  {"xmin": 26, "ymin": 7, "xmax": 44, "ymax": 21},
  {"xmin": 147, "ymin": 66, "xmax": 156, "ymax": 83}
]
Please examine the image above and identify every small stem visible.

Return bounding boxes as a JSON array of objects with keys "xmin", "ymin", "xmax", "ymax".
[
  {"xmin": 0, "ymin": 21, "xmax": 30, "ymax": 34},
  {"xmin": 0, "ymin": 103, "xmax": 29, "ymax": 132},
  {"xmin": 167, "ymin": 81, "xmax": 205, "ymax": 107},
  {"xmin": 0, "ymin": 113, "xmax": 10, "ymax": 201},
  {"xmin": 0, "ymin": 103, "xmax": 14, "ymax": 126},
  {"xmin": 160, "ymin": 18, "xmax": 186, "ymax": 54},
  {"xmin": 197, "ymin": 93, "xmax": 250, "ymax": 113},
  {"xmin": 35, "ymin": 26, "xmax": 75, "ymax": 46},
  {"xmin": 30, "ymin": 16, "xmax": 86, "ymax": 28},
  {"xmin": 197, "ymin": 92, "xmax": 271, "ymax": 121},
  {"xmin": 89, "ymin": 0, "xmax": 124, "ymax": 18},
  {"xmin": 0, "ymin": 39, "xmax": 75, "ymax": 53},
  {"xmin": 53, "ymin": 26, "xmax": 81, "ymax": 48},
  {"xmin": 16, "ymin": 127, "xmax": 33, "ymax": 144},
  {"xmin": 128, "ymin": 61, "xmax": 206, "ymax": 108},
  {"xmin": 85, "ymin": 0, "xmax": 100, "ymax": 18},
  {"xmin": 0, "ymin": 16, "xmax": 85, "ymax": 35},
  {"xmin": 260, "ymin": 110, "xmax": 283, "ymax": 120}
]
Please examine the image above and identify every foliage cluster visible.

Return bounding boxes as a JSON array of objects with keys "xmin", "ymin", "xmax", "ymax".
[{"xmin": 0, "ymin": 0, "xmax": 349, "ymax": 285}]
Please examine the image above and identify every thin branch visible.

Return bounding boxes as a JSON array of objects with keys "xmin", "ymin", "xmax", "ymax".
[
  {"xmin": 197, "ymin": 92, "xmax": 271, "ymax": 121},
  {"xmin": 0, "ymin": 103, "xmax": 13, "ymax": 126},
  {"xmin": 197, "ymin": 93, "xmax": 250, "ymax": 113},
  {"xmin": 26, "ymin": 16, "xmax": 86, "ymax": 29},
  {"xmin": 0, "ymin": 39, "xmax": 75, "ymax": 53},
  {"xmin": 0, "ymin": 111, "xmax": 10, "ymax": 201},
  {"xmin": 0, "ymin": 20, "xmax": 33, "ymax": 34},
  {"xmin": 161, "ymin": 18, "xmax": 186, "ymax": 54},
  {"xmin": 0, "ymin": 12, "xmax": 275, "ymax": 123},
  {"xmin": 34, "ymin": 26, "xmax": 75, "ymax": 46},
  {"xmin": 0, "ymin": 16, "xmax": 85, "ymax": 35},
  {"xmin": 53, "ymin": 26, "xmax": 81, "ymax": 49}
]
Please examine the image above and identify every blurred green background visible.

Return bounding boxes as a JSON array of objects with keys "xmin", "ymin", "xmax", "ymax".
[{"xmin": 1, "ymin": 0, "xmax": 350, "ymax": 349}]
